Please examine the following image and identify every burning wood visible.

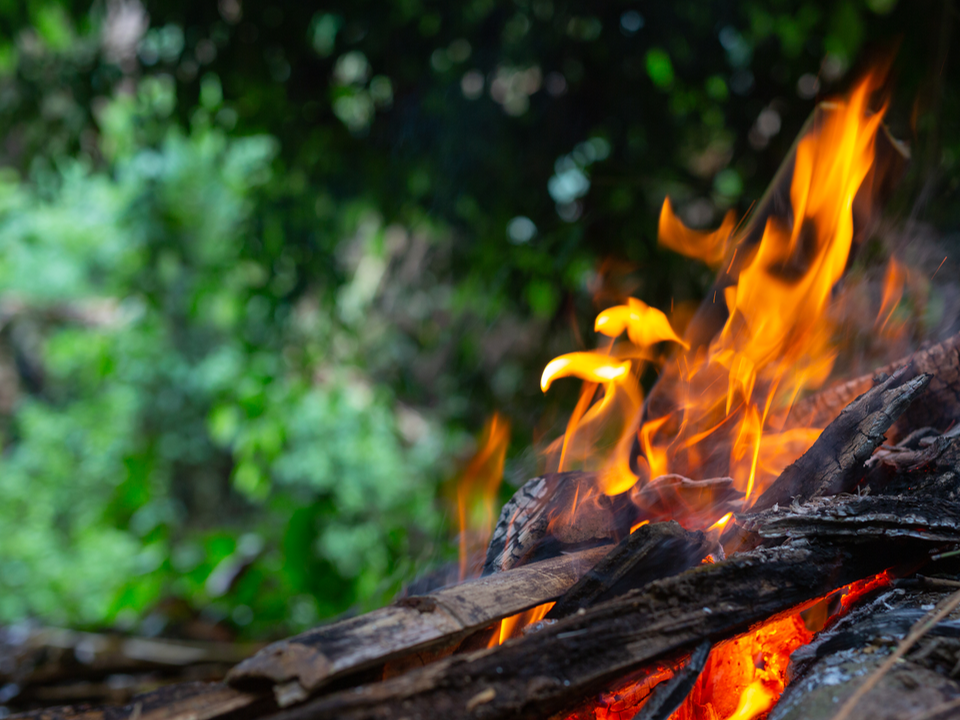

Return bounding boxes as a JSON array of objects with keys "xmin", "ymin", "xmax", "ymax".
[
  {"xmin": 250, "ymin": 533, "xmax": 942, "ymax": 720},
  {"xmin": 545, "ymin": 521, "xmax": 714, "ymax": 620}
]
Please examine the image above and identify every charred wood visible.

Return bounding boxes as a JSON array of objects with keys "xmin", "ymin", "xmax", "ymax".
[
  {"xmin": 747, "ymin": 366, "xmax": 930, "ymax": 513},
  {"xmin": 739, "ymin": 495, "xmax": 960, "ymax": 545},
  {"xmin": 264, "ymin": 537, "xmax": 930, "ymax": 720},
  {"xmin": 546, "ymin": 521, "xmax": 714, "ymax": 620},
  {"xmin": 482, "ymin": 473, "xmax": 630, "ymax": 575},
  {"xmin": 771, "ymin": 588, "xmax": 960, "ymax": 720}
]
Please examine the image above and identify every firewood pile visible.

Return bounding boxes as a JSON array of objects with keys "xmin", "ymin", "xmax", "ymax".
[{"xmin": 4, "ymin": 333, "xmax": 960, "ymax": 720}]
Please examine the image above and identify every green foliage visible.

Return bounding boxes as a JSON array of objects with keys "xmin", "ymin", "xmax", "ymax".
[{"xmin": 0, "ymin": 88, "xmax": 451, "ymax": 635}]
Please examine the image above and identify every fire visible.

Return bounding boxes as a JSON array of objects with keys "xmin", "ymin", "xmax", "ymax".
[
  {"xmin": 561, "ymin": 573, "xmax": 892, "ymax": 720},
  {"xmin": 451, "ymin": 413, "xmax": 510, "ymax": 581},
  {"xmin": 659, "ymin": 197, "xmax": 738, "ymax": 269},
  {"xmin": 542, "ymin": 69, "xmax": 893, "ymax": 521},
  {"xmin": 676, "ymin": 614, "xmax": 812, "ymax": 720},
  {"xmin": 530, "ymin": 69, "xmax": 903, "ymax": 720},
  {"xmin": 489, "ymin": 601, "xmax": 556, "ymax": 647}
]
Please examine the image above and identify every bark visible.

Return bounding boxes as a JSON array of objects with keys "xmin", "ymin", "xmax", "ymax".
[
  {"xmin": 790, "ymin": 331, "xmax": 960, "ymax": 440},
  {"xmin": 770, "ymin": 589, "xmax": 960, "ymax": 720},
  {"xmin": 546, "ymin": 521, "xmax": 714, "ymax": 619},
  {"xmin": 740, "ymin": 495, "xmax": 960, "ymax": 545},
  {"xmin": 747, "ymin": 366, "xmax": 930, "ymax": 513},
  {"xmin": 264, "ymin": 536, "xmax": 929, "ymax": 720},
  {"xmin": 226, "ymin": 546, "xmax": 610, "ymax": 697}
]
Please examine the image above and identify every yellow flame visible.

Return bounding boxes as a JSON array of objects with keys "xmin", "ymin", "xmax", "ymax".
[
  {"xmin": 541, "ymin": 353, "xmax": 631, "ymax": 392},
  {"xmin": 595, "ymin": 298, "xmax": 689, "ymax": 350},
  {"xmin": 726, "ymin": 681, "xmax": 776, "ymax": 720}
]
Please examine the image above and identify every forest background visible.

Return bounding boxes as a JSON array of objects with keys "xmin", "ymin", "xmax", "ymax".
[{"xmin": 0, "ymin": 0, "xmax": 957, "ymax": 641}]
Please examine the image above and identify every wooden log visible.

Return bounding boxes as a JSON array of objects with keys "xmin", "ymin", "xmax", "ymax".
[
  {"xmin": 225, "ymin": 546, "xmax": 610, "ymax": 698},
  {"xmin": 740, "ymin": 495, "xmax": 960, "ymax": 544},
  {"xmin": 266, "ymin": 535, "xmax": 931, "ymax": 720},
  {"xmin": 747, "ymin": 366, "xmax": 930, "ymax": 513},
  {"xmin": 546, "ymin": 521, "xmax": 714, "ymax": 619},
  {"xmin": 790, "ymin": 331, "xmax": 960, "ymax": 440},
  {"xmin": 482, "ymin": 472, "xmax": 629, "ymax": 575},
  {"xmin": 770, "ymin": 588, "xmax": 960, "ymax": 720}
]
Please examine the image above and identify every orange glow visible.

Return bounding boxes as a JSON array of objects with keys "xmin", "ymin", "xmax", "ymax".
[
  {"xmin": 453, "ymin": 414, "xmax": 511, "ymax": 581},
  {"xmin": 659, "ymin": 196, "xmax": 738, "ymax": 268},
  {"xmin": 630, "ymin": 519, "xmax": 651, "ymax": 534}
]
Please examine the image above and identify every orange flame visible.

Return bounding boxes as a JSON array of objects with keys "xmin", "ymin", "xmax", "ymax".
[
  {"xmin": 452, "ymin": 413, "xmax": 510, "ymax": 581},
  {"xmin": 659, "ymin": 197, "xmax": 738, "ymax": 268},
  {"xmin": 595, "ymin": 297, "xmax": 690, "ymax": 351},
  {"xmin": 542, "ymin": 69, "xmax": 892, "ymax": 521},
  {"xmin": 489, "ymin": 601, "xmax": 556, "ymax": 647}
]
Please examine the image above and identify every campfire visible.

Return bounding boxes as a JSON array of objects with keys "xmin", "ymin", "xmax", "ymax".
[{"xmin": 15, "ymin": 67, "xmax": 960, "ymax": 720}]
